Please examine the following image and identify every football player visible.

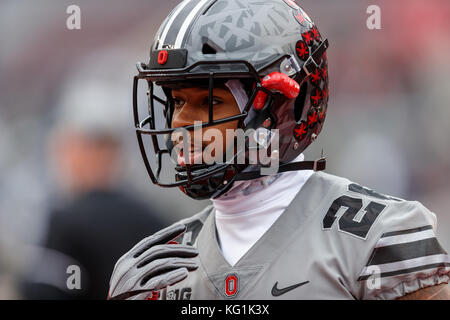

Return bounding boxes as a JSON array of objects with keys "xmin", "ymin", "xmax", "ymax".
[{"xmin": 108, "ymin": 0, "xmax": 450, "ymax": 300}]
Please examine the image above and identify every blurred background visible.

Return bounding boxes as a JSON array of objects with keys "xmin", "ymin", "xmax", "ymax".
[{"xmin": 0, "ymin": 0, "xmax": 449, "ymax": 299}]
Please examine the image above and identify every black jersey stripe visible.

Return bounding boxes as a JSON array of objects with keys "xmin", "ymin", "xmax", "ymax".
[
  {"xmin": 162, "ymin": 0, "xmax": 202, "ymax": 48},
  {"xmin": 366, "ymin": 237, "xmax": 447, "ymax": 266},
  {"xmin": 381, "ymin": 225, "xmax": 433, "ymax": 238},
  {"xmin": 358, "ymin": 262, "xmax": 450, "ymax": 281}
]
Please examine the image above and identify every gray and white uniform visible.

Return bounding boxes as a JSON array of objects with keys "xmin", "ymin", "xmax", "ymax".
[{"xmin": 141, "ymin": 172, "xmax": 450, "ymax": 300}]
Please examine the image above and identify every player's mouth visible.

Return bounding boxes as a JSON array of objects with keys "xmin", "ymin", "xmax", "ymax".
[{"xmin": 175, "ymin": 144, "xmax": 204, "ymax": 166}]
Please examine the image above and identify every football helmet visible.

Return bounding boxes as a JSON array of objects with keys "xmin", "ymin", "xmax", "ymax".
[{"xmin": 133, "ymin": 0, "xmax": 329, "ymax": 200}]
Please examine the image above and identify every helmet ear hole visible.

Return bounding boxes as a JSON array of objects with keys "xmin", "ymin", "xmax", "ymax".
[
  {"xmin": 294, "ymin": 82, "xmax": 308, "ymax": 122},
  {"xmin": 202, "ymin": 43, "xmax": 217, "ymax": 55}
]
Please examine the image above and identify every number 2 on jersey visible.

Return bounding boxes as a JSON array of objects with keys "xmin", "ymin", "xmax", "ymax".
[{"xmin": 322, "ymin": 195, "xmax": 386, "ymax": 239}]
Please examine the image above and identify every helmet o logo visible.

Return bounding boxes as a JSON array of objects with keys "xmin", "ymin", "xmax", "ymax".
[
  {"xmin": 158, "ymin": 50, "xmax": 168, "ymax": 65},
  {"xmin": 225, "ymin": 274, "xmax": 238, "ymax": 297}
]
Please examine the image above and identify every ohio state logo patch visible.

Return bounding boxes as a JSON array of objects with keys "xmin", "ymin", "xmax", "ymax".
[{"xmin": 225, "ymin": 274, "xmax": 239, "ymax": 297}]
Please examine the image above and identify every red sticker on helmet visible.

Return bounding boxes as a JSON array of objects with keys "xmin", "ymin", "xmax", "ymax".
[
  {"xmin": 310, "ymin": 67, "xmax": 322, "ymax": 86},
  {"xmin": 295, "ymin": 40, "xmax": 310, "ymax": 61},
  {"xmin": 293, "ymin": 121, "xmax": 308, "ymax": 141},
  {"xmin": 307, "ymin": 109, "xmax": 319, "ymax": 128},
  {"xmin": 322, "ymin": 86, "xmax": 329, "ymax": 102},
  {"xmin": 321, "ymin": 66, "xmax": 328, "ymax": 79},
  {"xmin": 302, "ymin": 31, "xmax": 314, "ymax": 46},
  {"xmin": 311, "ymin": 26, "xmax": 321, "ymax": 41},
  {"xmin": 310, "ymin": 87, "xmax": 322, "ymax": 107}
]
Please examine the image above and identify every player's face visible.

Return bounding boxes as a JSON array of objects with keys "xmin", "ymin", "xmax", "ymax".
[{"xmin": 170, "ymin": 86, "xmax": 241, "ymax": 166}]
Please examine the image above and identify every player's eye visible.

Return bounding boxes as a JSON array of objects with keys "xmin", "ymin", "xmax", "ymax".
[
  {"xmin": 173, "ymin": 97, "xmax": 185, "ymax": 109},
  {"xmin": 203, "ymin": 97, "xmax": 223, "ymax": 106}
]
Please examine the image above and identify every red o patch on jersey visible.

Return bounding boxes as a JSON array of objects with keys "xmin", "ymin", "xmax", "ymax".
[{"xmin": 225, "ymin": 274, "xmax": 239, "ymax": 297}]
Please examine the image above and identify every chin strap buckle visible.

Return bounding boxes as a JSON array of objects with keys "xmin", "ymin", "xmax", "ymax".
[
  {"xmin": 302, "ymin": 55, "xmax": 319, "ymax": 77},
  {"xmin": 313, "ymin": 157, "xmax": 326, "ymax": 171}
]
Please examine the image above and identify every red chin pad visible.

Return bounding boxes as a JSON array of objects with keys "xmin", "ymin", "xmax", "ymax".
[{"xmin": 253, "ymin": 72, "xmax": 300, "ymax": 110}]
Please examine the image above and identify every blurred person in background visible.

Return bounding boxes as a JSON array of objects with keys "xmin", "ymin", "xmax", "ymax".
[{"xmin": 19, "ymin": 53, "xmax": 168, "ymax": 300}]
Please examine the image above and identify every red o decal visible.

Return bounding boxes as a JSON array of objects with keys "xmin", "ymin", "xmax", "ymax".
[
  {"xmin": 158, "ymin": 50, "xmax": 168, "ymax": 65},
  {"xmin": 225, "ymin": 275, "xmax": 238, "ymax": 297}
]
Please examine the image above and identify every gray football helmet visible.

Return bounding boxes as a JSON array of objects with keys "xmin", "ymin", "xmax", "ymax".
[{"xmin": 133, "ymin": 0, "xmax": 329, "ymax": 199}]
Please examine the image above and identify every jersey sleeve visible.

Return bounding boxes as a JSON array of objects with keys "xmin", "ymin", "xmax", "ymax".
[{"xmin": 352, "ymin": 200, "xmax": 450, "ymax": 300}]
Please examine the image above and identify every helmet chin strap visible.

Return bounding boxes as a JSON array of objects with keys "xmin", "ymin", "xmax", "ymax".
[{"xmin": 234, "ymin": 157, "xmax": 326, "ymax": 182}]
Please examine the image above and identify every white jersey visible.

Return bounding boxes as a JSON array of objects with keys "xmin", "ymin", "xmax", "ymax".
[{"xmin": 139, "ymin": 172, "xmax": 450, "ymax": 300}]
